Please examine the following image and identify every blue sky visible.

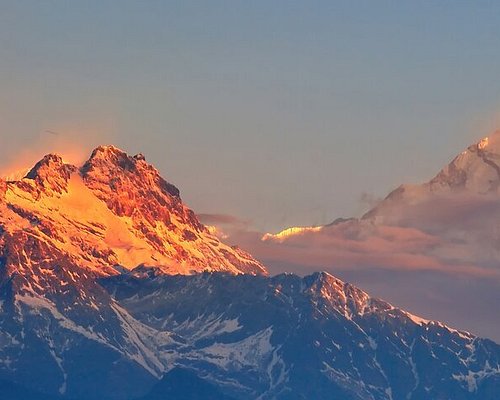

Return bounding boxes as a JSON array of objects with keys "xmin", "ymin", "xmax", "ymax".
[{"xmin": 2, "ymin": 1, "xmax": 500, "ymax": 230}]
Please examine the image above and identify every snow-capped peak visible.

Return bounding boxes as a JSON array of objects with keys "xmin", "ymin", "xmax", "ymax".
[
  {"xmin": 362, "ymin": 131, "xmax": 500, "ymax": 220},
  {"xmin": 23, "ymin": 153, "xmax": 77, "ymax": 194},
  {"xmin": 0, "ymin": 145, "xmax": 268, "ymax": 279},
  {"xmin": 416, "ymin": 131, "xmax": 500, "ymax": 194}
]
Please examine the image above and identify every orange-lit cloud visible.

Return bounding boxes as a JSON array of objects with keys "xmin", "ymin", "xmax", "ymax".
[{"xmin": 211, "ymin": 193, "xmax": 500, "ymax": 281}]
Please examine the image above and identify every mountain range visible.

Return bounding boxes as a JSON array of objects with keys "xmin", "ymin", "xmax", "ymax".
[{"xmin": 0, "ymin": 143, "xmax": 498, "ymax": 399}]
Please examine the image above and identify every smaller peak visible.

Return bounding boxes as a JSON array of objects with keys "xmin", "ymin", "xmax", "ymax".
[
  {"xmin": 44, "ymin": 153, "xmax": 64, "ymax": 161},
  {"xmin": 28, "ymin": 152, "xmax": 63, "ymax": 165},
  {"xmin": 25, "ymin": 153, "xmax": 67, "ymax": 180},
  {"xmin": 23, "ymin": 153, "xmax": 76, "ymax": 194}
]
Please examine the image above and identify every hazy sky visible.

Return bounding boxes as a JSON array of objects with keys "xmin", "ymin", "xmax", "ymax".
[{"xmin": 2, "ymin": 1, "xmax": 500, "ymax": 231}]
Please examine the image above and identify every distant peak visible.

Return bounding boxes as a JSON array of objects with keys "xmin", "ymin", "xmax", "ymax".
[
  {"xmin": 25, "ymin": 153, "xmax": 75, "ymax": 180},
  {"xmin": 25, "ymin": 153, "xmax": 65, "ymax": 179},
  {"xmin": 23, "ymin": 153, "xmax": 76, "ymax": 194}
]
